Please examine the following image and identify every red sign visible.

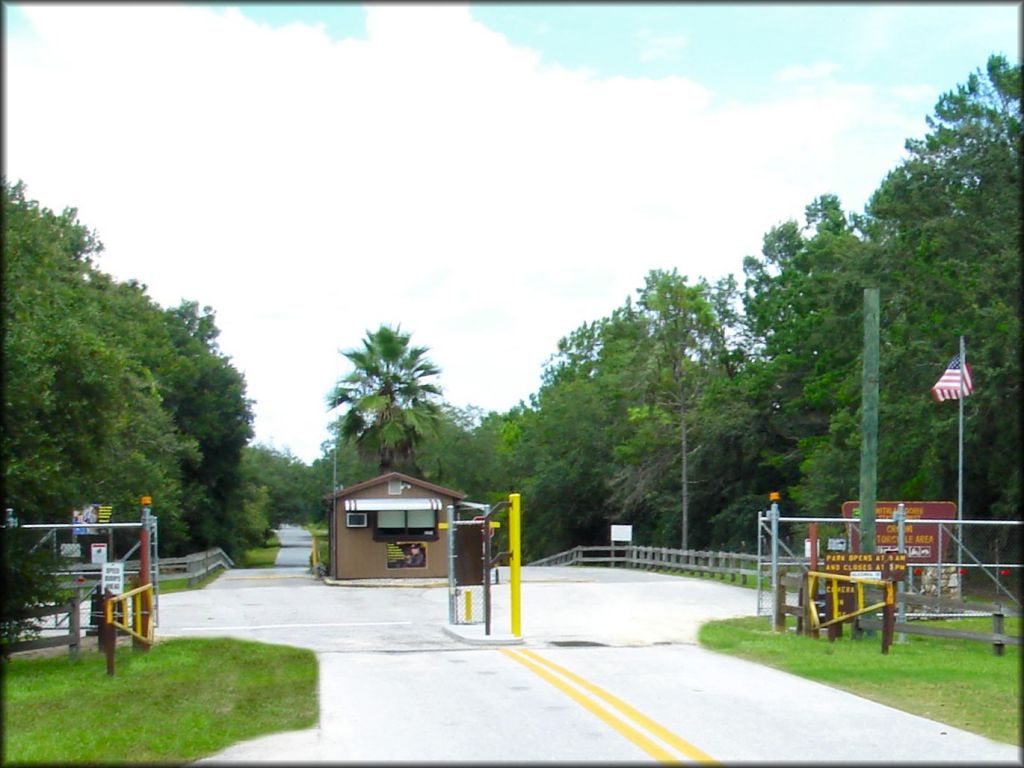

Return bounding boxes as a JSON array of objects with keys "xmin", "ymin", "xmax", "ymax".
[{"xmin": 841, "ymin": 501, "xmax": 956, "ymax": 563}]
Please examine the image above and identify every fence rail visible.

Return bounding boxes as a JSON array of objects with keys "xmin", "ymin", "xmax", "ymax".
[
  {"xmin": 774, "ymin": 571, "xmax": 1020, "ymax": 654},
  {"xmin": 1, "ymin": 589, "xmax": 83, "ymax": 659},
  {"xmin": 528, "ymin": 545, "xmax": 760, "ymax": 585},
  {"xmin": 56, "ymin": 547, "xmax": 233, "ymax": 586}
]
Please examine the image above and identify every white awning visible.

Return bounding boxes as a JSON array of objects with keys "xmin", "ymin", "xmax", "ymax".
[{"xmin": 343, "ymin": 498, "xmax": 443, "ymax": 512}]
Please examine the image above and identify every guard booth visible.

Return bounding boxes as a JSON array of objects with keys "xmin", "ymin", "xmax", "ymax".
[{"xmin": 325, "ymin": 472, "xmax": 464, "ymax": 580}]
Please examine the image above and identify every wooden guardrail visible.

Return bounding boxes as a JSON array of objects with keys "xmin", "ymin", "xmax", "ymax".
[
  {"xmin": 773, "ymin": 569, "xmax": 1021, "ymax": 655},
  {"xmin": 528, "ymin": 545, "xmax": 759, "ymax": 585},
  {"xmin": 58, "ymin": 547, "xmax": 234, "ymax": 586},
  {"xmin": 1, "ymin": 588, "xmax": 84, "ymax": 659},
  {"xmin": 156, "ymin": 548, "xmax": 234, "ymax": 585}
]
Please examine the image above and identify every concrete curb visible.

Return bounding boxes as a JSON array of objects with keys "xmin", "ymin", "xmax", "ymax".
[
  {"xmin": 442, "ymin": 625, "xmax": 525, "ymax": 646},
  {"xmin": 322, "ymin": 577, "xmax": 447, "ymax": 588}
]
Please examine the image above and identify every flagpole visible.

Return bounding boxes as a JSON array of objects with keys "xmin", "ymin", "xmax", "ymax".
[{"xmin": 957, "ymin": 334, "xmax": 965, "ymax": 596}]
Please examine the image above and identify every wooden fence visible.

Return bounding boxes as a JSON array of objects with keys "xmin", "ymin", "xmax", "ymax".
[
  {"xmin": 3, "ymin": 548, "xmax": 234, "ymax": 659},
  {"xmin": 58, "ymin": 547, "xmax": 234, "ymax": 586},
  {"xmin": 774, "ymin": 571, "xmax": 1021, "ymax": 655},
  {"xmin": 1, "ymin": 588, "xmax": 83, "ymax": 659},
  {"xmin": 528, "ymin": 545, "xmax": 760, "ymax": 585}
]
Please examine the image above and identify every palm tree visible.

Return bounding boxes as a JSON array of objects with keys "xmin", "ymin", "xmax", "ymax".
[{"xmin": 327, "ymin": 324, "xmax": 443, "ymax": 474}]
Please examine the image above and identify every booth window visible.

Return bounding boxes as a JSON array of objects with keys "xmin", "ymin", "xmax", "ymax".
[{"xmin": 374, "ymin": 508, "xmax": 437, "ymax": 540}]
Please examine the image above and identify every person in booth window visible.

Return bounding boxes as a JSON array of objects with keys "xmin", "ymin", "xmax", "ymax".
[{"xmin": 405, "ymin": 543, "xmax": 425, "ymax": 567}]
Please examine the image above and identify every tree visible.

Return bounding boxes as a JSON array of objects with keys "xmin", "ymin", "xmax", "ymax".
[
  {"xmin": 2, "ymin": 179, "xmax": 254, "ymax": 560},
  {"xmin": 327, "ymin": 324, "xmax": 443, "ymax": 475},
  {"xmin": 629, "ymin": 269, "xmax": 719, "ymax": 550}
]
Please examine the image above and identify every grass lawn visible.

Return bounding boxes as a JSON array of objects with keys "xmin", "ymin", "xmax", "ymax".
[
  {"xmin": 698, "ymin": 615, "xmax": 1022, "ymax": 746},
  {"xmin": 237, "ymin": 535, "xmax": 281, "ymax": 568},
  {"xmin": 157, "ymin": 568, "xmax": 224, "ymax": 594},
  {"xmin": 2, "ymin": 637, "xmax": 318, "ymax": 764}
]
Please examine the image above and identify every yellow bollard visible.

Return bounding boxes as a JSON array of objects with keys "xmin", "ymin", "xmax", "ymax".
[
  {"xmin": 510, "ymin": 493, "xmax": 522, "ymax": 637},
  {"xmin": 465, "ymin": 589, "xmax": 473, "ymax": 622}
]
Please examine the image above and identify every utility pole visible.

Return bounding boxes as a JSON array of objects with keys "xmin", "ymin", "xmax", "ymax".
[
  {"xmin": 680, "ymin": 389, "xmax": 688, "ymax": 552},
  {"xmin": 859, "ymin": 288, "xmax": 880, "ymax": 554}
]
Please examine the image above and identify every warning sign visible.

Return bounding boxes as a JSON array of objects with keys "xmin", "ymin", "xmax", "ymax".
[{"xmin": 101, "ymin": 562, "xmax": 125, "ymax": 595}]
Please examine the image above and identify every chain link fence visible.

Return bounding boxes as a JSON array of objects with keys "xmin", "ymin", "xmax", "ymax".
[{"xmin": 757, "ymin": 509, "xmax": 1022, "ymax": 618}]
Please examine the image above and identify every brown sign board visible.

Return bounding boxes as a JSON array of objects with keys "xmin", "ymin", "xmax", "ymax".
[
  {"xmin": 823, "ymin": 552, "xmax": 907, "ymax": 581},
  {"xmin": 819, "ymin": 552, "xmax": 906, "ymax": 618},
  {"xmin": 841, "ymin": 501, "xmax": 956, "ymax": 563}
]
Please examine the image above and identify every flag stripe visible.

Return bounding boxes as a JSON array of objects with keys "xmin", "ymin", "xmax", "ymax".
[{"xmin": 931, "ymin": 354, "xmax": 974, "ymax": 402}]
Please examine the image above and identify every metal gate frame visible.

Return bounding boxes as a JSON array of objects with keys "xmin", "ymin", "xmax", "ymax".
[
  {"xmin": 447, "ymin": 501, "xmax": 508, "ymax": 632},
  {"xmin": 756, "ymin": 506, "xmax": 1022, "ymax": 620},
  {"xmin": 16, "ymin": 515, "xmax": 160, "ymax": 629}
]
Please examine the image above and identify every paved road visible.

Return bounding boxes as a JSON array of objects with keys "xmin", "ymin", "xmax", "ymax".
[
  {"xmin": 155, "ymin": 557, "xmax": 1021, "ymax": 764},
  {"xmin": 273, "ymin": 523, "xmax": 314, "ymax": 568}
]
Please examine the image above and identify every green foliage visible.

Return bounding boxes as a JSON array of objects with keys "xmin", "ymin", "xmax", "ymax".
[
  {"xmin": 0, "ymin": 527, "xmax": 62, "ymax": 644},
  {"xmin": 474, "ymin": 55, "xmax": 1020, "ymax": 560},
  {"xmin": 2, "ymin": 179, "xmax": 253, "ymax": 562},
  {"xmin": 241, "ymin": 444, "xmax": 324, "ymax": 529}
]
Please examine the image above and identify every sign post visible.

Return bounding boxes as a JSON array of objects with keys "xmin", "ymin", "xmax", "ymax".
[{"xmin": 610, "ymin": 524, "xmax": 633, "ymax": 568}]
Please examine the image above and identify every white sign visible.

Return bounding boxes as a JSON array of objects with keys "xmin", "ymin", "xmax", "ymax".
[
  {"xmin": 827, "ymin": 538, "xmax": 847, "ymax": 551},
  {"xmin": 101, "ymin": 562, "xmax": 124, "ymax": 595},
  {"xmin": 90, "ymin": 543, "xmax": 108, "ymax": 564},
  {"xmin": 849, "ymin": 570, "xmax": 882, "ymax": 581},
  {"xmin": 61, "ymin": 543, "xmax": 82, "ymax": 558},
  {"xmin": 610, "ymin": 524, "xmax": 633, "ymax": 543}
]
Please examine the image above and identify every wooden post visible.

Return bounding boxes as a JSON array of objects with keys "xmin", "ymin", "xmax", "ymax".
[
  {"xmin": 993, "ymin": 609, "xmax": 1005, "ymax": 657},
  {"xmin": 828, "ymin": 621, "xmax": 843, "ymax": 642},
  {"xmin": 796, "ymin": 583, "xmax": 805, "ymax": 635},
  {"xmin": 774, "ymin": 577, "xmax": 787, "ymax": 632},
  {"xmin": 881, "ymin": 602, "xmax": 894, "ymax": 654},
  {"xmin": 69, "ymin": 588, "xmax": 81, "ymax": 661},
  {"xmin": 102, "ymin": 591, "xmax": 115, "ymax": 677}
]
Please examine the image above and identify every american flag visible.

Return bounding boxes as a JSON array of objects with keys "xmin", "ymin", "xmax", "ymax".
[{"xmin": 931, "ymin": 354, "xmax": 974, "ymax": 402}]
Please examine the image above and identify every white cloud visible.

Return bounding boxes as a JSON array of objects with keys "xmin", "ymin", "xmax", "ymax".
[
  {"xmin": 5, "ymin": 4, "xmax": 932, "ymax": 463},
  {"xmin": 776, "ymin": 61, "xmax": 839, "ymax": 82},
  {"xmin": 637, "ymin": 29, "xmax": 688, "ymax": 63}
]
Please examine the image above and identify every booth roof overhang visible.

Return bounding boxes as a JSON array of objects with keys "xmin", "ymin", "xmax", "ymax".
[{"xmin": 342, "ymin": 498, "xmax": 444, "ymax": 511}]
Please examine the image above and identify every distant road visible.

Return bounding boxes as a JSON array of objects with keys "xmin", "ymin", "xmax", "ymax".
[{"xmin": 273, "ymin": 524, "xmax": 313, "ymax": 568}]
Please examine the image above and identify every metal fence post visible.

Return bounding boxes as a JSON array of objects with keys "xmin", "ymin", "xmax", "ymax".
[
  {"xmin": 770, "ymin": 502, "xmax": 780, "ymax": 629},
  {"xmin": 446, "ymin": 505, "xmax": 455, "ymax": 625}
]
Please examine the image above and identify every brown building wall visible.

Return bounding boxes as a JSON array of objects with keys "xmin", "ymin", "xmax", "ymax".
[{"xmin": 332, "ymin": 480, "xmax": 455, "ymax": 579}]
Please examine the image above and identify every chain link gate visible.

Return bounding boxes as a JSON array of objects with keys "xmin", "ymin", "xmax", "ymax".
[
  {"xmin": 447, "ymin": 506, "xmax": 486, "ymax": 625},
  {"xmin": 7, "ymin": 509, "xmax": 160, "ymax": 642},
  {"xmin": 757, "ymin": 505, "xmax": 1022, "ymax": 620}
]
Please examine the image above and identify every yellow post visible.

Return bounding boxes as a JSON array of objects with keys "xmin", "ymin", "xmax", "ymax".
[
  {"xmin": 509, "ymin": 492, "xmax": 522, "ymax": 637},
  {"xmin": 465, "ymin": 589, "xmax": 473, "ymax": 622}
]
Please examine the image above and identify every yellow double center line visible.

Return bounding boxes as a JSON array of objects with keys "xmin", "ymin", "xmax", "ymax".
[{"xmin": 500, "ymin": 647, "xmax": 717, "ymax": 764}]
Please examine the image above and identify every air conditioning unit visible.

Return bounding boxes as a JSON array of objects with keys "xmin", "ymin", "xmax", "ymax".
[{"xmin": 346, "ymin": 512, "xmax": 368, "ymax": 528}]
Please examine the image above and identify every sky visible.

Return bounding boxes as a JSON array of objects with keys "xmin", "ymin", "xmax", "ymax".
[{"xmin": 4, "ymin": 2, "xmax": 1019, "ymax": 465}]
